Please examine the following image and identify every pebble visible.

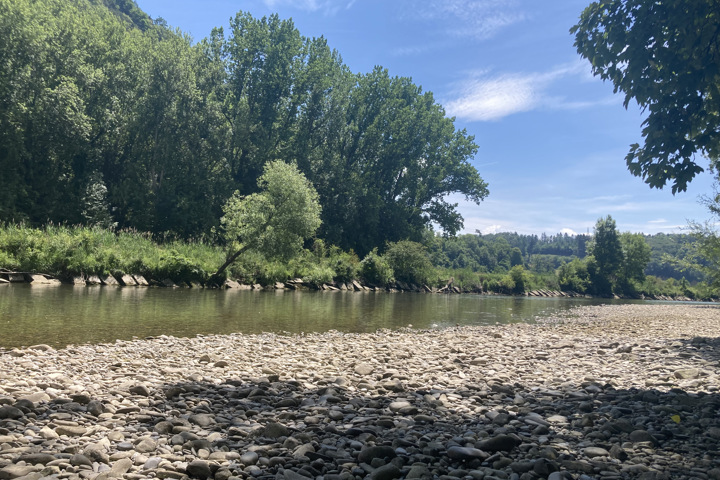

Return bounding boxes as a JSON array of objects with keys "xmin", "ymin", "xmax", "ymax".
[{"xmin": 0, "ymin": 304, "xmax": 718, "ymax": 480}]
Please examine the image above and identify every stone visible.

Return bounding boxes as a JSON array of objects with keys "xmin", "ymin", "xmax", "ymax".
[
  {"xmin": 583, "ymin": 447, "xmax": 610, "ymax": 458},
  {"xmin": 186, "ymin": 460, "xmax": 212, "ymax": 479},
  {"xmin": 87, "ymin": 399, "xmax": 104, "ymax": 416},
  {"xmin": 629, "ymin": 430, "xmax": 659, "ymax": 445},
  {"xmin": 674, "ymin": 368, "xmax": 701, "ymax": 380},
  {"xmin": 102, "ymin": 275, "xmax": 120, "ymax": 286},
  {"xmin": 370, "ymin": 464, "xmax": 402, "ymax": 480},
  {"xmin": 55, "ymin": 425, "xmax": 87, "ymax": 437},
  {"xmin": 15, "ymin": 453, "xmax": 56, "ymax": 465},
  {"xmin": 263, "ymin": 422, "xmax": 290, "ymax": 438},
  {"xmin": 447, "ymin": 446, "xmax": 490, "ymax": 461},
  {"xmin": 120, "ymin": 275, "xmax": 137, "ymax": 286},
  {"xmin": 354, "ymin": 363, "xmax": 375, "ymax": 376},
  {"xmin": 477, "ymin": 435, "xmax": 520, "ymax": 453},
  {"xmin": 0, "ymin": 465, "xmax": 40, "ymax": 479},
  {"xmin": 135, "ymin": 437, "xmax": 157, "ymax": 453},
  {"xmin": 0, "ymin": 406, "xmax": 23, "ymax": 419},
  {"xmin": 358, "ymin": 446, "xmax": 397, "ymax": 464},
  {"xmin": 240, "ymin": 451, "xmax": 259, "ymax": 465}
]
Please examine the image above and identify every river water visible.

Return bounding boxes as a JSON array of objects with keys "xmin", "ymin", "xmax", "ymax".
[{"xmin": 0, "ymin": 284, "xmax": 637, "ymax": 348}]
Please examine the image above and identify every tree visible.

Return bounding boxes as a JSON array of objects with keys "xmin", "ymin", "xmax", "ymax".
[
  {"xmin": 384, "ymin": 240, "xmax": 435, "ymax": 286},
  {"xmin": 212, "ymin": 160, "xmax": 322, "ymax": 280},
  {"xmin": 619, "ymin": 232, "xmax": 651, "ymax": 286},
  {"xmin": 587, "ymin": 216, "xmax": 623, "ymax": 294},
  {"xmin": 571, "ymin": 0, "xmax": 720, "ymax": 193}
]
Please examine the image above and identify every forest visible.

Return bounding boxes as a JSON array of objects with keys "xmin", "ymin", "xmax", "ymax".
[
  {"xmin": 0, "ymin": 0, "xmax": 485, "ymax": 255},
  {"xmin": 0, "ymin": 0, "xmax": 716, "ymax": 299}
]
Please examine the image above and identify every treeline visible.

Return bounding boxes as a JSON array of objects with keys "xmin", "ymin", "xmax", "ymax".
[
  {"xmin": 0, "ymin": 0, "xmax": 486, "ymax": 256},
  {"xmin": 0, "ymin": 222, "xmax": 712, "ymax": 300}
]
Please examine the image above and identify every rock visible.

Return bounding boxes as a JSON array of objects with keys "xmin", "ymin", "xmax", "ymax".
[
  {"xmin": 87, "ymin": 399, "xmax": 104, "ymax": 416},
  {"xmin": 102, "ymin": 275, "xmax": 120, "ymax": 286},
  {"xmin": 0, "ymin": 406, "xmax": 24, "ymax": 419},
  {"xmin": 70, "ymin": 454, "xmax": 94, "ymax": 467},
  {"xmin": 447, "ymin": 446, "xmax": 489, "ymax": 461},
  {"xmin": 54, "ymin": 425, "xmax": 87, "ymax": 437},
  {"xmin": 129, "ymin": 384, "xmax": 150, "ymax": 396},
  {"xmin": 674, "ymin": 368, "xmax": 701, "ymax": 379},
  {"xmin": 188, "ymin": 413, "xmax": 215, "ymax": 427},
  {"xmin": 370, "ymin": 464, "xmax": 401, "ymax": 480},
  {"xmin": 186, "ymin": 460, "xmax": 212, "ymax": 479},
  {"xmin": 358, "ymin": 446, "xmax": 397, "ymax": 464},
  {"xmin": 583, "ymin": 447, "xmax": 610, "ymax": 458},
  {"xmin": 406, "ymin": 465, "xmax": 432, "ymax": 478},
  {"xmin": 134, "ymin": 437, "xmax": 157, "ymax": 453},
  {"xmin": 263, "ymin": 422, "xmax": 290, "ymax": 438},
  {"xmin": 0, "ymin": 465, "xmax": 40, "ymax": 479},
  {"xmin": 354, "ymin": 363, "xmax": 375, "ymax": 376},
  {"xmin": 629, "ymin": 430, "xmax": 659, "ymax": 445},
  {"xmin": 609, "ymin": 444, "xmax": 628, "ymax": 461},
  {"xmin": 477, "ymin": 435, "xmax": 520, "ymax": 453},
  {"xmin": 240, "ymin": 451, "xmax": 259, "ymax": 465},
  {"xmin": 15, "ymin": 453, "xmax": 56, "ymax": 465}
]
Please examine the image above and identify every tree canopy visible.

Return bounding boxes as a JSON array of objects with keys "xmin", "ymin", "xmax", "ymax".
[
  {"xmin": 571, "ymin": 0, "xmax": 720, "ymax": 193},
  {"xmin": 0, "ymin": 0, "xmax": 487, "ymax": 256},
  {"xmin": 213, "ymin": 160, "xmax": 322, "ymax": 279}
]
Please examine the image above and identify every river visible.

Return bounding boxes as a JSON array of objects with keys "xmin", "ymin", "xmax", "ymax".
[{"xmin": 0, "ymin": 284, "xmax": 638, "ymax": 348}]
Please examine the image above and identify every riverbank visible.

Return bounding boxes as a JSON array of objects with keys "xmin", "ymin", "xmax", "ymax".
[
  {"xmin": 1, "ymin": 304, "xmax": 719, "ymax": 480},
  {"xmin": 1, "ymin": 270, "xmax": 705, "ymax": 303}
]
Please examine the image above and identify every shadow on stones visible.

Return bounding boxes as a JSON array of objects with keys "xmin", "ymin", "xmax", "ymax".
[{"xmin": 100, "ymin": 372, "xmax": 720, "ymax": 480}]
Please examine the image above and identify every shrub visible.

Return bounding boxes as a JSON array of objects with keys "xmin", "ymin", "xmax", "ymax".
[
  {"xmin": 360, "ymin": 248, "xmax": 393, "ymax": 286},
  {"xmin": 384, "ymin": 240, "xmax": 434, "ymax": 286}
]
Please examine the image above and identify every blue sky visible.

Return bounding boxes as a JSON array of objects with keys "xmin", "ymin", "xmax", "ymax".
[{"xmin": 136, "ymin": 0, "xmax": 716, "ymax": 236}]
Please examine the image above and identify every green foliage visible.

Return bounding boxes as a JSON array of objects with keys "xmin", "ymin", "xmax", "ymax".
[
  {"xmin": 508, "ymin": 265, "xmax": 528, "ymax": 294},
  {"xmin": 0, "ymin": 224, "xmax": 224, "ymax": 282},
  {"xmin": 218, "ymin": 160, "xmax": 322, "ymax": 277},
  {"xmin": 572, "ymin": 0, "xmax": 720, "ymax": 192},
  {"xmin": 587, "ymin": 216, "xmax": 623, "ymax": 294},
  {"xmin": 557, "ymin": 258, "xmax": 591, "ymax": 293},
  {"xmin": 384, "ymin": 240, "xmax": 434, "ymax": 286},
  {"xmin": 619, "ymin": 232, "xmax": 651, "ymax": 285},
  {"xmin": 359, "ymin": 248, "xmax": 394, "ymax": 287},
  {"xmin": 0, "ymin": 1, "xmax": 487, "ymax": 257}
]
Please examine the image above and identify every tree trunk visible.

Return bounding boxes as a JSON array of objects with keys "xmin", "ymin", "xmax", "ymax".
[{"xmin": 210, "ymin": 245, "xmax": 249, "ymax": 286}]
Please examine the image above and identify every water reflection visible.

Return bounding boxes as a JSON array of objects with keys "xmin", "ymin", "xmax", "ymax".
[{"xmin": 0, "ymin": 284, "xmax": 630, "ymax": 348}]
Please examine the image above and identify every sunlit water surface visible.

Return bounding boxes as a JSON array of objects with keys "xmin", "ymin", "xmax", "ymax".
[{"xmin": 0, "ymin": 284, "xmax": 642, "ymax": 348}]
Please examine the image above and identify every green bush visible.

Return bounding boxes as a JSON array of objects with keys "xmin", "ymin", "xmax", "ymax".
[
  {"xmin": 360, "ymin": 248, "xmax": 393, "ymax": 286},
  {"xmin": 384, "ymin": 240, "xmax": 434, "ymax": 286}
]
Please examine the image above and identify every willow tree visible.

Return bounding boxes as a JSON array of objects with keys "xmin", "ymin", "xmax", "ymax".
[{"xmin": 212, "ymin": 160, "xmax": 321, "ymax": 281}]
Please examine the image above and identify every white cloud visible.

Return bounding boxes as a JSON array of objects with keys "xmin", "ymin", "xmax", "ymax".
[
  {"xmin": 262, "ymin": 0, "xmax": 355, "ymax": 15},
  {"xmin": 444, "ymin": 62, "xmax": 615, "ymax": 121},
  {"xmin": 444, "ymin": 73, "xmax": 538, "ymax": 121},
  {"xmin": 411, "ymin": 0, "xmax": 526, "ymax": 40},
  {"xmin": 482, "ymin": 224, "xmax": 503, "ymax": 234}
]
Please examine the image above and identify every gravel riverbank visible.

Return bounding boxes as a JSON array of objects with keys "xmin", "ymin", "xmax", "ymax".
[{"xmin": 1, "ymin": 304, "xmax": 719, "ymax": 480}]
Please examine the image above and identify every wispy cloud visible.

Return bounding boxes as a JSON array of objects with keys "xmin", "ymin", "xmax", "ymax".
[
  {"xmin": 262, "ymin": 0, "xmax": 355, "ymax": 15},
  {"xmin": 444, "ymin": 62, "xmax": 615, "ymax": 121},
  {"xmin": 410, "ymin": 0, "xmax": 526, "ymax": 40}
]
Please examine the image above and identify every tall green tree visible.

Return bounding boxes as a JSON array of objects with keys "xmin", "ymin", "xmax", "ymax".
[
  {"xmin": 587, "ymin": 216, "xmax": 623, "ymax": 294},
  {"xmin": 571, "ymin": 0, "xmax": 720, "ymax": 193},
  {"xmin": 213, "ymin": 160, "xmax": 322, "ymax": 280},
  {"xmin": 619, "ymin": 232, "xmax": 651, "ymax": 288}
]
